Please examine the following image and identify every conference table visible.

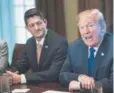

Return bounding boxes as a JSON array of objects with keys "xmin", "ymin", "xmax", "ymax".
[
  {"xmin": 11, "ymin": 82, "xmax": 69, "ymax": 93},
  {"xmin": 11, "ymin": 82, "xmax": 102, "ymax": 93}
]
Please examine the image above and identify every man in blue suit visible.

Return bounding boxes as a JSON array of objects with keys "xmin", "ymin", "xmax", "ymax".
[{"xmin": 59, "ymin": 9, "xmax": 113, "ymax": 93}]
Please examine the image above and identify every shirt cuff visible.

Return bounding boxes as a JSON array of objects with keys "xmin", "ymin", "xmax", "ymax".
[
  {"xmin": 78, "ymin": 74, "xmax": 85, "ymax": 82},
  {"xmin": 21, "ymin": 74, "xmax": 27, "ymax": 84},
  {"xmin": 77, "ymin": 81, "xmax": 81, "ymax": 90}
]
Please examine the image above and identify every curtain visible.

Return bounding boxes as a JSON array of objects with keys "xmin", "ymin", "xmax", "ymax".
[
  {"xmin": 35, "ymin": 0, "xmax": 66, "ymax": 36},
  {"xmin": 0, "ymin": 0, "xmax": 16, "ymax": 64}
]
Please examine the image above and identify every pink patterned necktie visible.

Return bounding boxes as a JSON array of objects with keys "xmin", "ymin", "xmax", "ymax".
[{"xmin": 37, "ymin": 43, "xmax": 42, "ymax": 63}]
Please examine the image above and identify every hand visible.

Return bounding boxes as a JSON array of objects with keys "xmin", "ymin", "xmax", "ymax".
[
  {"xmin": 3, "ymin": 73, "xmax": 13, "ymax": 85},
  {"xmin": 69, "ymin": 80, "xmax": 80, "ymax": 92},
  {"xmin": 79, "ymin": 75, "xmax": 95, "ymax": 89},
  {"xmin": 6, "ymin": 71, "xmax": 21, "ymax": 84}
]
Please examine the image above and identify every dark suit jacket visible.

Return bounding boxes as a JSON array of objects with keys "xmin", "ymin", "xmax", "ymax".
[
  {"xmin": 13, "ymin": 30, "xmax": 68, "ymax": 84},
  {"xmin": 59, "ymin": 33, "xmax": 113, "ymax": 93}
]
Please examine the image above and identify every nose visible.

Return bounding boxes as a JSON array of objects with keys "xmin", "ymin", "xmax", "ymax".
[
  {"xmin": 83, "ymin": 26, "xmax": 90, "ymax": 34},
  {"xmin": 34, "ymin": 24, "xmax": 39, "ymax": 30}
]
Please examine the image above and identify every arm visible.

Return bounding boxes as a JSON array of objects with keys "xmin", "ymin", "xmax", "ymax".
[
  {"xmin": 0, "ymin": 41, "xmax": 8, "ymax": 73},
  {"xmin": 25, "ymin": 40, "xmax": 68, "ymax": 84},
  {"xmin": 59, "ymin": 47, "xmax": 95, "ymax": 89},
  {"xmin": 96, "ymin": 59, "xmax": 113, "ymax": 93},
  {"xmin": 59, "ymin": 48, "xmax": 79, "ymax": 87}
]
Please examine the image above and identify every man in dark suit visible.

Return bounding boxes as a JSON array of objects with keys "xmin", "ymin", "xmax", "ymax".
[
  {"xmin": 6, "ymin": 8, "xmax": 68, "ymax": 84},
  {"xmin": 59, "ymin": 9, "xmax": 113, "ymax": 93}
]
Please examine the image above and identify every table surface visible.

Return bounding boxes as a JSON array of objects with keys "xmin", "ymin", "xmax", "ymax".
[
  {"xmin": 11, "ymin": 82, "xmax": 69, "ymax": 93},
  {"xmin": 11, "ymin": 83, "xmax": 96, "ymax": 93}
]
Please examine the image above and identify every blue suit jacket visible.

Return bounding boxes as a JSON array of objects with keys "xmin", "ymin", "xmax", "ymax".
[{"xmin": 59, "ymin": 33, "xmax": 113, "ymax": 93}]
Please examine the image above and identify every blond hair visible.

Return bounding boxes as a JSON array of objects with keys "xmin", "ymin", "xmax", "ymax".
[{"xmin": 77, "ymin": 9, "xmax": 106, "ymax": 33}]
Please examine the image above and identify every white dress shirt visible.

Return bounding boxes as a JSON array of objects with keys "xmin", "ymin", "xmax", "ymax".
[{"xmin": 88, "ymin": 47, "xmax": 99, "ymax": 57}]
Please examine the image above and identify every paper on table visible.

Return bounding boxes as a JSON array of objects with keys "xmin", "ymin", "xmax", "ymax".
[
  {"xmin": 42, "ymin": 90, "xmax": 70, "ymax": 93},
  {"xmin": 12, "ymin": 88, "xmax": 30, "ymax": 93}
]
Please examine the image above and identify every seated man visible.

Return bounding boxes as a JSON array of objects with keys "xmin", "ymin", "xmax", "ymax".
[
  {"xmin": 0, "ymin": 40, "xmax": 8, "ymax": 74},
  {"xmin": 59, "ymin": 9, "xmax": 113, "ymax": 93},
  {"xmin": 6, "ymin": 8, "xmax": 68, "ymax": 84}
]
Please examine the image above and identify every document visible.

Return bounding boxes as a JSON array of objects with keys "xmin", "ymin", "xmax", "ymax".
[
  {"xmin": 12, "ymin": 88, "xmax": 30, "ymax": 93},
  {"xmin": 42, "ymin": 90, "xmax": 70, "ymax": 93}
]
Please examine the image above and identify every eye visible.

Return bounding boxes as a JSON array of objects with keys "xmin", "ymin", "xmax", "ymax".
[
  {"xmin": 79, "ymin": 26, "xmax": 84, "ymax": 30},
  {"xmin": 28, "ymin": 24, "xmax": 34, "ymax": 28},
  {"xmin": 36, "ymin": 21, "xmax": 42, "ymax": 25},
  {"xmin": 88, "ymin": 24, "xmax": 94, "ymax": 27}
]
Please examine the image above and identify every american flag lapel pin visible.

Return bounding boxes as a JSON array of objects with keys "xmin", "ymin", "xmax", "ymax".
[
  {"xmin": 45, "ymin": 45, "xmax": 48, "ymax": 48},
  {"xmin": 101, "ymin": 52, "xmax": 104, "ymax": 56}
]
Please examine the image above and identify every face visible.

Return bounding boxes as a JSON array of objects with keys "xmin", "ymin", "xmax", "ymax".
[
  {"xmin": 78, "ymin": 16, "xmax": 103, "ymax": 47},
  {"xmin": 26, "ymin": 16, "xmax": 47, "ymax": 39}
]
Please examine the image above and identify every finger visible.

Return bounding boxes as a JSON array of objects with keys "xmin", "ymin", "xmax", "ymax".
[
  {"xmin": 14, "ymin": 71, "xmax": 19, "ymax": 74},
  {"xmin": 6, "ymin": 71, "xmax": 14, "ymax": 75},
  {"xmin": 81, "ymin": 82, "xmax": 85, "ymax": 89},
  {"xmin": 86, "ymin": 80, "xmax": 90, "ymax": 89},
  {"xmin": 88, "ymin": 80, "xmax": 92, "ymax": 89},
  {"xmin": 3, "ymin": 73, "xmax": 8, "ymax": 75},
  {"xmin": 82, "ymin": 78, "xmax": 90, "ymax": 89},
  {"xmin": 85, "ymin": 80, "xmax": 89, "ymax": 89},
  {"xmin": 90, "ymin": 78, "xmax": 95, "ymax": 89},
  {"xmin": 69, "ymin": 88, "xmax": 74, "ymax": 93}
]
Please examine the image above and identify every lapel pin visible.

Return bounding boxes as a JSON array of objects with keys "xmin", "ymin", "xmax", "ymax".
[
  {"xmin": 45, "ymin": 45, "xmax": 48, "ymax": 48},
  {"xmin": 101, "ymin": 52, "xmax": 104, "ymax": 56}
]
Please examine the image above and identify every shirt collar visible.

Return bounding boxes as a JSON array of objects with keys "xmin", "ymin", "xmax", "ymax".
[
  {"xmin": 88, "ymin": 37, "xmax": 103, "ymax": 51},
  {"xmin": 88, "ymin": 47, "xmax": 98, "ymax": 51},
  {"xmin": 35, "ymin": 29, "xmax": 47, "ymax": 46},
  {"xmin": 36, "ymin": 37, "xmax": 45, "ymax": 46}
]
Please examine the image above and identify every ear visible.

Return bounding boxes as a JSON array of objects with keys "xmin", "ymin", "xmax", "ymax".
[
  {"xmin": 43, "ymin": 19, "xmax": 47, "ymax": 26},
  {"xmin": 100, "ymin": 26, "xmax": 106, "ymax": 34},
  {"xmin": 25, "ymin": 26, "xmax": 30, "ymax": 33}
]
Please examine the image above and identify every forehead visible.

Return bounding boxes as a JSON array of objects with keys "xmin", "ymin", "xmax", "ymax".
[
  {"xmin": 78, "ymin": 15, "xmax": 97, "ymax": 26},
  {"xmin": 27, "ymin": 16, "xmax": 43, "ymax": 25}
]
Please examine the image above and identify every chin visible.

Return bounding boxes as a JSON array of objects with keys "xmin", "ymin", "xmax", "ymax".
[
  {"xmin": 37, "ymin": 34, "xmax": 44, "ymax": 38},
  {"xmin": 85, "ymin": 42, "xmax": 96, "ymax": 47}
]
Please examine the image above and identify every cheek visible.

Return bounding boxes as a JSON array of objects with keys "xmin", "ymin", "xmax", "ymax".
[
  {"xmin": 79, "ymin": 30, "xmax": 84, "ymax": 36},
  {"xmin": 39, "ymin": 25, "xmax": 45, "ymax": 30}
]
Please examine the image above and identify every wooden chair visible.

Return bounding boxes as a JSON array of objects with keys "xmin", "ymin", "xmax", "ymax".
[{"xmin": 11, "ymin": 43, "xmax": 25, "ymax": 66}]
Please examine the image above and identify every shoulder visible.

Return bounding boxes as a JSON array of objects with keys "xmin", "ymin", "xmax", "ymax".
[
  {"xmin": 103, "ymin": 32, "xmax": 113, "ymax": 46},
  {"xmin": 68, "ymin": 39, "xmax": 87, "ymax": 53},
  {"xmin": 47, "ymin": 29, "xmax": 67, "ymax": 43},
  {"xmin": 0, "ymin": 40, "xmax": 7, "ymax": 47},
  {"xmin": 26, "ymin": 37, "xmax": 35, "ymax": 44},
  {"xmin": 70, "ymin": 39, "xmax": 84, "ymax": 48},
  {"xmin": 0, "ymin": 40, "xmax": 6, "ymax": 44},
  {"xmin": 105, "ymin": 32, "xmax": 113, "ymax": 40}
]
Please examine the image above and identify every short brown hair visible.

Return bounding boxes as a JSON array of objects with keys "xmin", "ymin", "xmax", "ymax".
[
  {"xmin": 76, "ymin": 9, "xmax": 106, "ymax": 33},
  {"xmin": 24, "ymin": 8, "xmax": 45, "ymax": 25}
]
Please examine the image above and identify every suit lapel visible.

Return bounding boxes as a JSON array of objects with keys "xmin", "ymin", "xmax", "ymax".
[
  {"xmin": 93, "ymin": 36, "xmax": 107, "ymax": 78},
  {"xmin": 39, "ymin": 30, "xmax": 51, "ymax": 66},
  {"xmin": 27, "ymin": 37, "xmax": 39, "ymax": 71}
]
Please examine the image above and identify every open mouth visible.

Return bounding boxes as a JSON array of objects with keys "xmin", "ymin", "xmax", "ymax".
[{"xmin": 85, "ymin": 36, "xmax": 93, "ymax": 42}]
